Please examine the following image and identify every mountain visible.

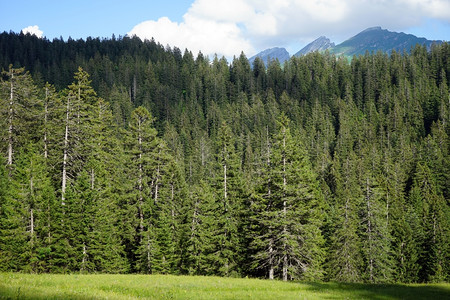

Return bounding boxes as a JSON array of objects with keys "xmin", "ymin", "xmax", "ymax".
[
  {"xmin": 252, "ymin": 27, "xmax": 442, "ymax": 65},
  {"xmin": 294, "ymin": 36, "xmax": 335, "ymax": 57},
  {"xmin": 248, "ymin": 47, "xmax": 290, "ymax": 67},
  {"xmin": 330, "ymin": 26, "xmax": 442, "ymax": 57}
]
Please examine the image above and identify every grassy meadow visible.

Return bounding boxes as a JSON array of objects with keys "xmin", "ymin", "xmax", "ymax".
[{"xmin": 0, "ymin": 273, "xmax": 449, "ymax": 300}]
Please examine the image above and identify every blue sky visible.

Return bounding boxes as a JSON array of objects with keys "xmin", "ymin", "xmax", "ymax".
[{"xmin": 1, "ymin": 0, "xmax": 449, "ymax": 58}]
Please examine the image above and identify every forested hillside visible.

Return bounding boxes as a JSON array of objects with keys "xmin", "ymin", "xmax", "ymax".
[{"xmin": 0, "ymin": 32, "xmax": 449, "ymax": 283}]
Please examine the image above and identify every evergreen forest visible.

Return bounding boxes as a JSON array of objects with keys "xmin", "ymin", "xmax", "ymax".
[{"xmin": 0, "ymin": 31, "xmax": 449, "ymax": 283}]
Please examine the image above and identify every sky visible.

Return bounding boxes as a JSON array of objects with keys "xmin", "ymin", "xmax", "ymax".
[{"xmin": 1, "ymin": 0, "xmax": 450, "ymax": 59}]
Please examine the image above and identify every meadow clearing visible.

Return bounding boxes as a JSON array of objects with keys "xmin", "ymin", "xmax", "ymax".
[{"xmin": 0, "ymin": 273, "xmax": 449, "ymax": 299}]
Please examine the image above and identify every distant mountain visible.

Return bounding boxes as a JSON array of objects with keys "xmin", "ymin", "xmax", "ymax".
[
  {"xmin": 249, "ymin": 47, "xmax": 290, "ymax": 67},
  {"xmin": 294, "ymin": 36, "xmax": 335, "ymax": 57},
  {"xmin": 250, "ymin": 27, "xmax": 442, "ymax": 66},
  {"xmin": 330, "ymin": 26, "xmax": 442, "ymax": 57}
]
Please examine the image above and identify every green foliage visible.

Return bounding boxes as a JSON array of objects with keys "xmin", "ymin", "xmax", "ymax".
[{"xmin": 0, "ymin": 35, "xmax": 448, "ymax": 283}]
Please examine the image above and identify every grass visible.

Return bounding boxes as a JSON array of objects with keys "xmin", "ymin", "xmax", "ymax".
[{"xmin": 0, "ymin": 273, "xmax": 449, "ymax": 300}]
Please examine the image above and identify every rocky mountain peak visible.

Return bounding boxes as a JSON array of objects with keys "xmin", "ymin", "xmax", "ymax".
[{"xmin": 294, "ymin": 36, "xmax": 335, "ymax": 57}]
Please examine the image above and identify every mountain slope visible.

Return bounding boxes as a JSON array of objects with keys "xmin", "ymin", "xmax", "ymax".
[
  {"xmin": 294, "ymin": 36, "xmax": 335, "ymax": 57},
  {"xmin": 248, "ymin": 47, "xmax": 290, "ymax": 66},
  {"xmin": 330, "ymin": 26, "xmax": 442, "ymax": 57}
]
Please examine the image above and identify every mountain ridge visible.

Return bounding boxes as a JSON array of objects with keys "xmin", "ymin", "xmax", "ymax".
[
  {"xmin": 249, "ymin": 26, "xmax": 443, "ymax": 65},
  {"xmin": 294, "ymin": 36, "xmax": 335, "ymax": 57},
  {"xmin": 330, "ymin": 26, "xmax": 442, "ymax": 57},
  {"xmin": 248, "ymin": 47, "xmax": 290, "ymax": 66}
]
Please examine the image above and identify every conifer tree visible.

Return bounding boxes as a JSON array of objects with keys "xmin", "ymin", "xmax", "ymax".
[
  {"xmin": 360, "ymin": 172, "xmax": 394, "ymax": 283},
  {"xmin": 411, "ymin": 163, "xmax": 449, "ymax": 282},
  {"xmin": 60, "ymin": 67, "xmax": 98, "ymax": 205},
  {"xmin": 327, "ymin": 153, "xmax": 363, "ymax": 282},
  {"xmin": 0, "ymin": 156, "xmax": 27, "ymax": 271},
  {"xmin": 251, "ymin": 114, "xmax": 325, "ymax": 281},
  {"xmin": 180, "ymin": 181, "xmax": 217, "ymax": 275},
  {"xmin": 211, "ymin": 122, "xmax": 245, "ymax": 276},
  {"xmin": 85, "ymin": 99, "xmax": 128, "ymax": 273},
  {"xmin": 11, "ymin": 145, "xmax": 58, "ymax": 272},
  {"xmin": 0, "ymin": 66, "xmax": 41, "ymax": 171}
]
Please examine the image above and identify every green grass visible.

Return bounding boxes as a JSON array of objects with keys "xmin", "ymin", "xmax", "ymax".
[{"xmin": 0, "ymin": 273, "xmax": 449, "ymax": 300}]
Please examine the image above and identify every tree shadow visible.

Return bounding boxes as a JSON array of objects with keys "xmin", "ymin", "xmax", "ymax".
[{"xmin": 303, "ymin": 281, "xmax": 450, "ymax": 300}]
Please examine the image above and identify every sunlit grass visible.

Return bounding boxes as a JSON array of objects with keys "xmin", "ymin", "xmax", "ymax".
[{"xmin": 0, "ymin": 273, "xmax": 449, "ymax": 299}]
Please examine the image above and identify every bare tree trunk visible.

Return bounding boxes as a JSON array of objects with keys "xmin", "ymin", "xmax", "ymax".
[
  {"xmin": 61, "ymin": 96, "xmax": 70, "ymax": 206},
  {"xmin": 30, "ymin": 171, "xmax": 35, "ymax": 239},
  {"xmin": 282, "ymin": 127, "xmax": 288, "ymax": 282},
  {"xmin": 81, "ymin": 242, "xmax": 87, "ymax": 272},
  {"xmin": 154, "ymin": 153, "xmax": 160, "ymax": 202},
  {"xmin": 269, "ymin": 239, "xmax": 274, "ymax": 280},
  {"xmin": 90, "ymin": 168, "xmax": 95, "ymax": 190},
  {"xmin": 30, "ymin": 208, "xmax": 34, "ymax": 238},
  {"xmin": 224, "ymin": 163, "xmax": 227, "ymax": 205},
  {"xmin": 147, "ymin": 231, "xmax": 152, "ymax": 273},
  {"xmin": 366, "ymin": 177, "xmax": 374, "ymax": 283},
  {"xmin": 44, "ymin": 86, "xmax": 49, "ymax": 159},
  {"xmin": 7, "ymin": 69, "xmax": 13, "ymax": 167},
  {"xmin": 267, "ymin": 126, "xmax": 274, "ymax": 280},
  {"xmin": 138, "ymin": 118, "xmax": 144, "ymax": 235}
]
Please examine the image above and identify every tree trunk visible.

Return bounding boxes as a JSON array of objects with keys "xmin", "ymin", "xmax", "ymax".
[
  {"xmin": 147, "ymin": 231, "xmax": 152, "ymax": 273},
  {"xmin": 138, "ymin": 119, "xmax": 144, "ymax": 235},
  {"xmin": 44, "ymin": 86, "xmax": 48, "ymax": 159},
  {"xmin": 224, "ymin": 163, "xmax": 227, "ymax": 205},
  {"xmin": 81, "ymin": 242, "xmax": 87, "ymax": 272},
  {"xmin": 30, "ymin": 170, "xmax": 35, "ymax": 239},
  {"xmin": 366, "ymin": 177, "xmax": 374, "ymax": 283},
  {"xmin": 61, "ymin": 96, "xmax": 70, "ymax": 206},
  {"xmin": 282, "ymin": 127, "xmax": 288, "ymax": 281},
  {"xmin": 7, "ymin": 69, "xmax": 13, "ymax": 167},
  {"xmin": 269, "ymin": 239, "xmax": 274, "ymax": 280}
]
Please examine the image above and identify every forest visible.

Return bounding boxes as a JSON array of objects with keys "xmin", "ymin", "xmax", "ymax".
[{"xmin": 0, "ymin": 31, "xmax": 449, "ymax": 283}]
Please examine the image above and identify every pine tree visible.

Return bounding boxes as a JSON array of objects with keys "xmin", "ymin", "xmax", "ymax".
[
  {"xmin": 251, "ymin": 114, "xmax": 326, "ymax": 281},
  {"xmin": 211, "ymin": 122, "xmax": 245, "ymax": 276},
  {"xmin": 0, "ymin": 66, "xmax": 41, "ymax": 171},
  {"xmin": 360, "ymin": 172, "xmax": 394, "ymax": 283},
  {"xmin": 180, "ymin": 181, "xmax": 217, "ymax": 275},
  {"xmin": 326, "ymin": 153, "xmax": 363, "ymax": 282},
  {"xmin": 60, "ymin": 67, "xmax": 98, "ymax": 205},
  {"xmin": 85, "ymin": 98, "xmax": 128, "ymax": 273},
  {"xmin": 411, "ymin": 163, "xmax": 449, "ymax": 282},
  {"xmin": 11, "ymin": 144, "xmax": 58, "ymax": 273},
  {"xmin": 0, "ymin": 156, "xmax": 27, "ymax": 271}
]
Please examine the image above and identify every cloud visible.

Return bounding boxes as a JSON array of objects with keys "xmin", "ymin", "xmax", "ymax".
[
  {"xmin": 128, "ymin": 15, "xmax": 253, "ymax": 58},
  {"xmin": 22, "ymin": 25, "xmax": 43, "ymax": 38},
  {"xmin": 128, "ymin": 0, "xmax": 450, "ymax": 58}
]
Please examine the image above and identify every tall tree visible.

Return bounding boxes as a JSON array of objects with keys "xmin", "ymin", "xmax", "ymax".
[
  {"xmin": 211, "ymin": 122, "xmax": 245, "ymax": 276},
  {"xmin": 411, "ymin": 163, "xmax": 449, "ymax": 282},
  {"xmin": 326, "ymin": 153, "xmax": 363, "ymax": 282},
  {"xmin": 60, "ymin": 67, "xmax": 98, "ymax": 205},
  {"xmin": 251, "ymin": 114, "xmax": 325, "ymax": 281},
  {"xmin": 0, "ymin": 66, "xmax": 40, "ymax": 171}
]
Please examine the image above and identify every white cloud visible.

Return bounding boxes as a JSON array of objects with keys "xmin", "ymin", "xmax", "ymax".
[
  {"xmin": 128, "ymin": 0, "xmax": 450, "ymax": 58},
  {"xmin": 128, "ymin": 3, "xmax": 255, "ymax": 59},
  {"xmin": 22, "ymin": 25, "xmax": 43, "ymax": 38}
]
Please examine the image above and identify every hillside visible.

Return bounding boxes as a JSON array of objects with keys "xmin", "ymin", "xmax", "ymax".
[{"xmin": 330, "ymin": 26, "xmax": 442, "ymax": 57}]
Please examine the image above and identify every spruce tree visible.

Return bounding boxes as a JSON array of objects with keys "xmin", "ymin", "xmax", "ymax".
[
  {"xmin": 180, "ymin": 181, "xmax": 217, "ymax": 275},
  {"xmin": 327, "ymin": 153, "xmax": 363, "ymax": 282},
  {"xmin": 411, "ymin": 163, "xmax": 449, "ymax": 282},
  {"xmin": 211, "ymin": 122, "xmax": 245, "ymax": 276},
  {"xmin": 252, "ymin": 114, "xmax": 325, "ymax": 281}
]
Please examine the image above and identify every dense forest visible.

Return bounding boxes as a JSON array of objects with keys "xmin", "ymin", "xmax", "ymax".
[{"xmin": 0, "ymin": 31, "xmax": 449, "ymax": 283}]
